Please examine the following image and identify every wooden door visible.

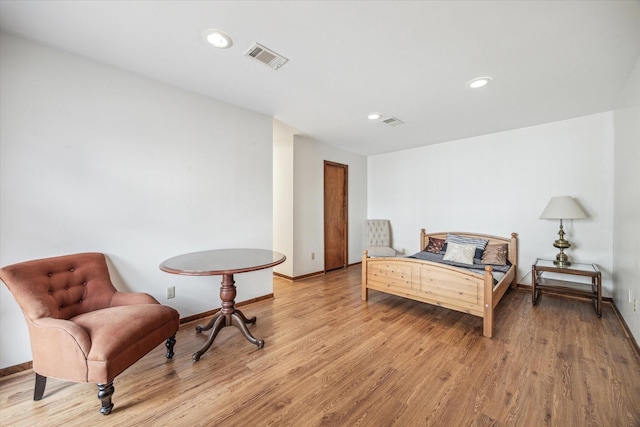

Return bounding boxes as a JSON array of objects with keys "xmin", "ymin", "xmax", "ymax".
[{"xmin": 324, "ymin": 161, "xmax": 348, "ymax": 271}]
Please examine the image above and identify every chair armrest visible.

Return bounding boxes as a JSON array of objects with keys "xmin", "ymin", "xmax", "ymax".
[
  {"xmin": 110, "ymin": 292, "xmax": 159, "ymax": 307},
  {"xmin": 32, "ymin": 317, "xmax": 91, "ymax": 352},
  {"xmin": 29, "ymin": 317, "xmax": 92, "ymax": 381}
]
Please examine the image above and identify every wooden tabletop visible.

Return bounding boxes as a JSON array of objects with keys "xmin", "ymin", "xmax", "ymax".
[{"xmin": 160, "ymin": 248, "xmax": 286, "ymax": 276}]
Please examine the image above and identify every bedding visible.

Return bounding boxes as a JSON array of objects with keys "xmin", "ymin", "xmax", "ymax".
[
  {"xmin": 362, "ymin": 229, "xmax": 518, "ymax": 338},
  {"xmin": 441, "ymin": 233, "xmax": 489, "ymax": 260},
  {"xmin": 408, "ymin": 250, "xmax": 509, "ymax": 284}
]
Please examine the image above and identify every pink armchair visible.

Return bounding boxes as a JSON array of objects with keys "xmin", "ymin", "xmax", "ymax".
[{"xmin": 0, "ymin": 252, "xmax": 180, "ymax": 415}]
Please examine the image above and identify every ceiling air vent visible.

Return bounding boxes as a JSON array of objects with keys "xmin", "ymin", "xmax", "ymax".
[
  {"xmin": 244, "ymin": 43, "xmax": 288, "ymax": 70},
  {"xmin": 381, "ymin": 117, "xmax": 404, "ymax": 127}
]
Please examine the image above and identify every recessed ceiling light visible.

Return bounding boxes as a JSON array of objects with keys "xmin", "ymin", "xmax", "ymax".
[
  {"xmin": 203, "ymin": 29, "xmax": 233, "ymax": 49},
  {"xmin": 466, "ymin": 76, "xmax": 492, "ymax": 89},
  {"xmin": 368, "ymin": 113, "xmax": 382, "ymax": 120}
]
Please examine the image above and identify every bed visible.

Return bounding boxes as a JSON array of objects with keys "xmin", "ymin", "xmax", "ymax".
[{"xmin": 361, "ymin": 229, "xmax": 518, "ymax": 338}]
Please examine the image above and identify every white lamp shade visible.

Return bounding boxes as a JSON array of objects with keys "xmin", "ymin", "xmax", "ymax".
[{"xmin": 539, "ymin": 196, "xmax": 588, "ymax": 220}]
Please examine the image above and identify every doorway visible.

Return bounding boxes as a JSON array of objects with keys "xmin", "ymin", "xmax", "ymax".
[{"xmin": 324, "ymin": 161, "xmax": 348, "ymax": 272}]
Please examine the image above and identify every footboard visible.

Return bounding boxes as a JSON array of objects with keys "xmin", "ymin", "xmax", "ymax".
[{"xmin": 362, "ymin": 255, "xmax": 489, "ymax": 317}]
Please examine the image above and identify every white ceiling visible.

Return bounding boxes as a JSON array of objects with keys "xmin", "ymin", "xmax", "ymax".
[{"xmin": 1, "ymin": 1, "xmax": 639, "ymax": 156}]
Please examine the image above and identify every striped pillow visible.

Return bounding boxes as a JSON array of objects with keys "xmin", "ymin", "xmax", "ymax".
[{"xmin": 445, "ymin": 234, "xmax": 489, "ymax": 260}]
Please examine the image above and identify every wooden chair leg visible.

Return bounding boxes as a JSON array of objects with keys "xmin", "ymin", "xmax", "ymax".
[
  {"xmin": 97, "ymin": 380, "xmax": 114, "ymax": 415},
  {"xmin": 166, "ymin": 335, "xmax": 176, "ymax": 359},
  {"xmin": 33, "ymin": 373, "xmax": 46, "ymax": 401}
]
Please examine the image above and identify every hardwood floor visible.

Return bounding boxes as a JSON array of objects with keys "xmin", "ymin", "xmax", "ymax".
[{"xmin": 1, "ymin": 266, "xmax": 639, "ymax": 426}]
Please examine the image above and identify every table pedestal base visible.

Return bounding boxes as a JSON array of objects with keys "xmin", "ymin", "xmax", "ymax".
[{"xmin": 193, "ymin": 273, "xmax": 264, "ymax": 361}]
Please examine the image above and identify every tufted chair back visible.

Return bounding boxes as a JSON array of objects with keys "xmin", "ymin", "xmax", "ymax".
[
  {"xmin": 366, "ymin": 220, "xmax": 391, "ymax": 247},
  {"xmin": 2, "ymin": 253, "xmax": 118, "ymax": 322},
  {"xmin": 365, "ymin": 220, "xmax": 396, "ymax": 257}
]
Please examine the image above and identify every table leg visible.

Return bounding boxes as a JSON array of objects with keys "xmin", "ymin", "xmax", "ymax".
[
  {"xmin": 532, "ymin": 265, "xmax": 538, "ymax": 305},
  {"xmin": 596, "ymin": 272, "xmax": 602, "ymax": 318},
  {"xmin": 231, "ymin": 312, "xmax": 264, "ymax": 348},
  {"xmin": 195, "ymin": 312, "xmax": 221, "ymax": 333},
  {"xmin": 233, "ymin": 308, "xmax": 257, "ymax": 324},
  {"xmin": 192, "ymin": 273, "xmax": 264, "ymax": 361},
  {"xmin": 193, "ymin": 314, "xmax": 226, "ymax": 361}
]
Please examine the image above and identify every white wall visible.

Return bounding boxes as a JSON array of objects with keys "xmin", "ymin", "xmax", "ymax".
[
  {"xmin": 273, "ymin": 129, "xmax": 294, "ymax": 277},
  {"xmin": 368, "ymin": 113, "xmax": 614, "ymax": 294},
  {"xmin": 0, "ymin": 34, "xmax": 274, "ymax": 368},
  {"xmin": 292, "ymin": 136, "xmax": 367, "ymax": 277},
  {"xmin": 613, "ymin": 55, "xmax": 640, "ymax": 340},
  {"xmin": 272, "ymin": 133, "xmax": 367, "ymax": 279}
]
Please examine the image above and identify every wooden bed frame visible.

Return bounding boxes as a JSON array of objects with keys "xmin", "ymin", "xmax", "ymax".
[{"xmin": 361, "ymin": 230, "xmax": 518, "ymax": 338}]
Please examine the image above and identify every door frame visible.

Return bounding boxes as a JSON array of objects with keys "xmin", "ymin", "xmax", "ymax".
[{"xmin": 323, "ymin": 160, "xmax": 348, "ymax": 272}]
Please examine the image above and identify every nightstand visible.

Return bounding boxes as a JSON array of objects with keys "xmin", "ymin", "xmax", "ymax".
[{"xmin": 532, "ymin": 258, "xmax": 602, "ymax": 317}]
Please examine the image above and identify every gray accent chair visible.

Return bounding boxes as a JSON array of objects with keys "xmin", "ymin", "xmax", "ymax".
[{"xmin": 365, "ymin": 219, "xmax": 396, "ymax": 257}]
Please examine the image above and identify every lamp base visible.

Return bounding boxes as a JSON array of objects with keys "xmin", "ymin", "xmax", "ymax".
[
  {"xmin": 553, "ymin": 253, "xmax": 571, "ymax": 267},
  {"xmin": 553, "ymin": 236, "xmax": 571, "ymax": 267}
]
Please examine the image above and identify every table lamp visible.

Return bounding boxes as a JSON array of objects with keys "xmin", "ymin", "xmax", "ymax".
[{"xmin": 539, "ymin": 196, "xmax": 588, "ymax": 267}]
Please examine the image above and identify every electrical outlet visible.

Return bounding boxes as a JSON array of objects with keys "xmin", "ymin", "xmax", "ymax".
[
  {"xmin": 634, "ymin": 298, "xmax": 637, "ymax": 314},
  {"xmin": 311, "ymin": 252, "xmax": 315, "ymax": 260},
  {"xmin": 167, "ymin": 286, "xmax": 175, "ymax": 299}
]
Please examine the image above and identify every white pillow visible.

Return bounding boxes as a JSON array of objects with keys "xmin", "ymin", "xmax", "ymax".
[{"xmin": 442, "ymin": 242, "xmax": 476, "ymax": 265}]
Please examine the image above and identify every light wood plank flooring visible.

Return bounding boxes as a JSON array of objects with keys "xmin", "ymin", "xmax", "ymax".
[{"xmin": 1, "ymin": 266, "xmax": 639, "ymax": 426}]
